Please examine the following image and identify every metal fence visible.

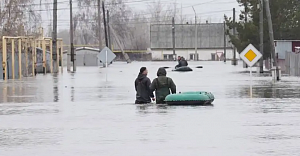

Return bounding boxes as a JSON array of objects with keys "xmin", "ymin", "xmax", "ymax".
[
  {"xmin": 285, "ymin": 51, "xmax": 300, "ymax": 76},
  {"xmin": 150, "ymin": 23, "xmax": 233, "ymax": 49}
]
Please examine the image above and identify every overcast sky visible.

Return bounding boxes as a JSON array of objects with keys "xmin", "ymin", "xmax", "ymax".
[{"xmin": 37, "ymin": 0, "xmax": 241, "ymax": 32}]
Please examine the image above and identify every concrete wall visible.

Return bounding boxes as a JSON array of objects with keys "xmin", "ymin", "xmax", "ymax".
[
  {"xmin": 150, "ymin": 23, "xmax": 233, "ymax": 49},
  {"xmin": 151, "ymin": 49, "xmax": 240, "ymax": 61}
]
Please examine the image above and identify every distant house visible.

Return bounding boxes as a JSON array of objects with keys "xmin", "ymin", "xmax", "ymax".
[{"xmin": 150, "ymin": 23, "xmax": 240, "ymax": 61}]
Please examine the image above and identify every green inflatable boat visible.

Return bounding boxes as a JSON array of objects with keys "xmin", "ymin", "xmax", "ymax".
[
  {"xmin": 165, "ymin": 91, "xmax": 215, "ymax": 105},
  {"xmin": 172, "ymin": 66, "xmax": 193, "ymax": 72}
]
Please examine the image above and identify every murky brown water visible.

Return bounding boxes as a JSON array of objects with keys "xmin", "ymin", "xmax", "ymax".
[{"xmin": 1, "ymin": 61, "xmax": 300, "ymax": 156}]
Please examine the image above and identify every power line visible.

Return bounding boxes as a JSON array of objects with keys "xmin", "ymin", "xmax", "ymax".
[
  {"xmin": 133, "ymin": 0, "xmax": 237, "ymax": 17},
  {"xmin": 40, "ymin": 9, "xmax": 233, "ymax": 23},
  {"xmin": 1, "ymin": 0, "xmax": 174, "ymax": 8},
  {"xmin": 1, "ymin": 0, "xmax": 237, "ymax": 14}
]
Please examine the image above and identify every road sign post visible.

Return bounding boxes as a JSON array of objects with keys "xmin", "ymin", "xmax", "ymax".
[
  {"xmin": 106, "ymin": 49, "xmax": 108, "ymax": 81},
  {"xmin": 98, "ymin": 47, "xmax": 116, "ymax": 67},
  {"xmin": 240, "ymin": 44, "xmax": 262, "ymax": 98}
]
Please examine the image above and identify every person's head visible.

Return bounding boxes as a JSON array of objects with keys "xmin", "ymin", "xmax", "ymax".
[
  {"xmin": 177, "ymin": 56, "xmax": 181, "ymax": 60},
  {"xmin": 157, "ymin": 67, "xmax": 167, "ymax": 77},
  {"xmin": 139, "ymin": 67, "xmax": 148, "ymax": 75}
]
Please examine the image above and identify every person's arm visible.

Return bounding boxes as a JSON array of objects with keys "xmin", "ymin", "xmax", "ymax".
[
  {"xmin": 168, "ymin": 78, "xmax": 176, "ymax": 94},
  {"xmin": 150, "ymin": 78, "xmax": 157, "ymax": 93},
  {"xmin": 146, "ymin": 78, "xmax": 155, "ymax": 98},
  {"xmin": 134, "ymin": 79, "xmax": 138, "ymax": 91},
  {"xmin": 186, "ymin": 60, "xmax": 188, "ymax": 66}
]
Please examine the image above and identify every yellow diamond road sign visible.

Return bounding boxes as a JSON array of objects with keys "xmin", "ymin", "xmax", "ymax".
[
  {"xmin": 244, "ymin": 49, "xmax": 257, "ymax": 62},
  {"xmin": 240, "ymin": 44, "xmax": 262, "ymax": 67}
]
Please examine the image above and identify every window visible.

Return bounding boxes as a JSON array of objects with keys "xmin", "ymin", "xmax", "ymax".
[
  {"xmin": 190, "ymin": 54, "xmax": 194, "ymax": 60},
  {"xmin": 163, "ymin": 54, "xmax": 174, "ymax": 60},
  {"xmin": 163, "ymin": 54, "xmax": 168, "ymax": 60}
]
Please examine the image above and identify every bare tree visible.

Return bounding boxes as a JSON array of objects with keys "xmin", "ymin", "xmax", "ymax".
[
  {"xmin": 57, "ymin": 0, "xmax": 188, "ymax": 50},
  {"xmin": 0, "ymin": 0, "xmax": 42, "ymax": 37}
]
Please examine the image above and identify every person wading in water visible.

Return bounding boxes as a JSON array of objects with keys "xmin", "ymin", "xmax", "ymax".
[
  {"xmin": 150, "ymin": 67, "xmax": 176, "ymax": 104},
  {"xmin": 134, "ymin": 67, "xmax": 155, "ymax": 104}
]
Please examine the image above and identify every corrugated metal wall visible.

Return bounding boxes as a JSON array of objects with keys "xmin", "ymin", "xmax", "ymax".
[
  {"xmin": 0, "ymin": 47, "xmax": 51, "ymax": 79},
  {"xmin": 150, "ymin": 23, "xmax": 233, "ymax": 49},
  {"xmin": 75, "ymin": 49, "xmax": 99, "ymax": 66},
  {"xmin": 275, "ymin": 40, "xmax": 300, "ymax": 59},
  {"xmin": 285, "ymin": 51, "xmax": 300, "ymax": 76},
  {"xmin": 275, "ymin": 41, "xmax": 292, "ymax": 59},
  {"xmin": 35, "ymin": 48, "xmax": 51, "ymax": 73}
]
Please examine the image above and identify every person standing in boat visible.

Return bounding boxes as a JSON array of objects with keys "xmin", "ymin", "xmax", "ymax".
[
  {"xmin": 135, "ymin": 67, "xmax": 155, "ymax": 104},
  {"xmin": 150, "ymin": 67, "xmax": 176, "ymax": 104}
]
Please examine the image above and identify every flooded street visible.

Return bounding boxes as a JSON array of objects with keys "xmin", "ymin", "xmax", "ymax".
[{"xmin": 1, "ymin": 61, "xmax": 300, "ymax": 156}]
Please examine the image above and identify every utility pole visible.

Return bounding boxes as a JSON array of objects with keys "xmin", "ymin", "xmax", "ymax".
[
  {"xmin": 70, "ymin": 0, "xmax": 75, "ymax": 72},
  {"xmin": 259, "ymin": 0, "xmax": 264, "ymax": 73},
  {"xmin": 172, "ymin": 17, "xmax": 175, "ymax": 60},
  {"xmin": 102, "ymin": 1, "xmax": 108, "ymax": 47},
  {"xmin": 224, "ymin": 21, "xmax": 226, "ymax": 63},
  {"xmin": 109, "ymin": 24, "xmax": 131, "ymax": 63},
  {"xmin": 97, "ymin": 0, "xmax": 102, "ymax": 51},
  {"xmin": 264, "ymin": 0, "xmax": 279, "ymax": 80},
  {"xmin": 244, "ymin": 3, "xmax": 248, "ymax": 22},
  {"xmin": 107, "ymin": 10, "xmax": 112, "ymax": 49},
  {"xmin": 52, "ymin": 0, "xmax": 58, "ymax": 73},
  {"xmin": 232, "ymin": 8, "xmax": 237, "ymax": 65},
  {"xmin": 192, "ymin": 6, "xmax": 198, "ymax": 61}
]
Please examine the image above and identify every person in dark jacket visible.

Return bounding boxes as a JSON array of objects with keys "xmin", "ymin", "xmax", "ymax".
[
  {"xmin": 150, "ymin": 67, "xmax": 176, "ymax": 104},
  {"xmin": 135, "ymin": 67, "xmax": 155, "ymax": 104},
  {"xmin": 180, "ymin": 57, "xmax": 188, "ymax": 66},
  {"xmin": 175, "ymin": 56, "xmax": 182, "ymax": 69},
  {"xmin": 175, "ymin": 57, "xmax": 188, "ymax": 69},
  {"xmin": 177, "ymin": 56, "xmax": 181, "ymax": 63}
]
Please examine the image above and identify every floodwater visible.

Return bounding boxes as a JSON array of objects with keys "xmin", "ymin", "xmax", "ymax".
[{"xmin": 0, "ymin": 61, "xmax": 300, "ymax": 156}]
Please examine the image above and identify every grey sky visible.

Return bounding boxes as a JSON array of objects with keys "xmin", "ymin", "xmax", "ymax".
[{"xmin": 37, "ymin": 0, "xmax": 241, "ymax": 32}]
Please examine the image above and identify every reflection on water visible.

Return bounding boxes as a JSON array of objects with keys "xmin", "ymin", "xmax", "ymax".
[
  {"xmin": 0, "ymin": 128, "xmax": 61, "ymax": 147},
  {"xmin": 71, "ymin": 86, "xmax": 75, "ymax": 102},
  {"xmin": 0, "ymin": 62, "xmax": 300, "ymax": 156},
  {"xmin": 237, "ymin": 81, "xmax": 300, "ymax": 99},
  {"xmin": 53, "ymin": 74, "xmax": 59, "ymax": 102}
]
